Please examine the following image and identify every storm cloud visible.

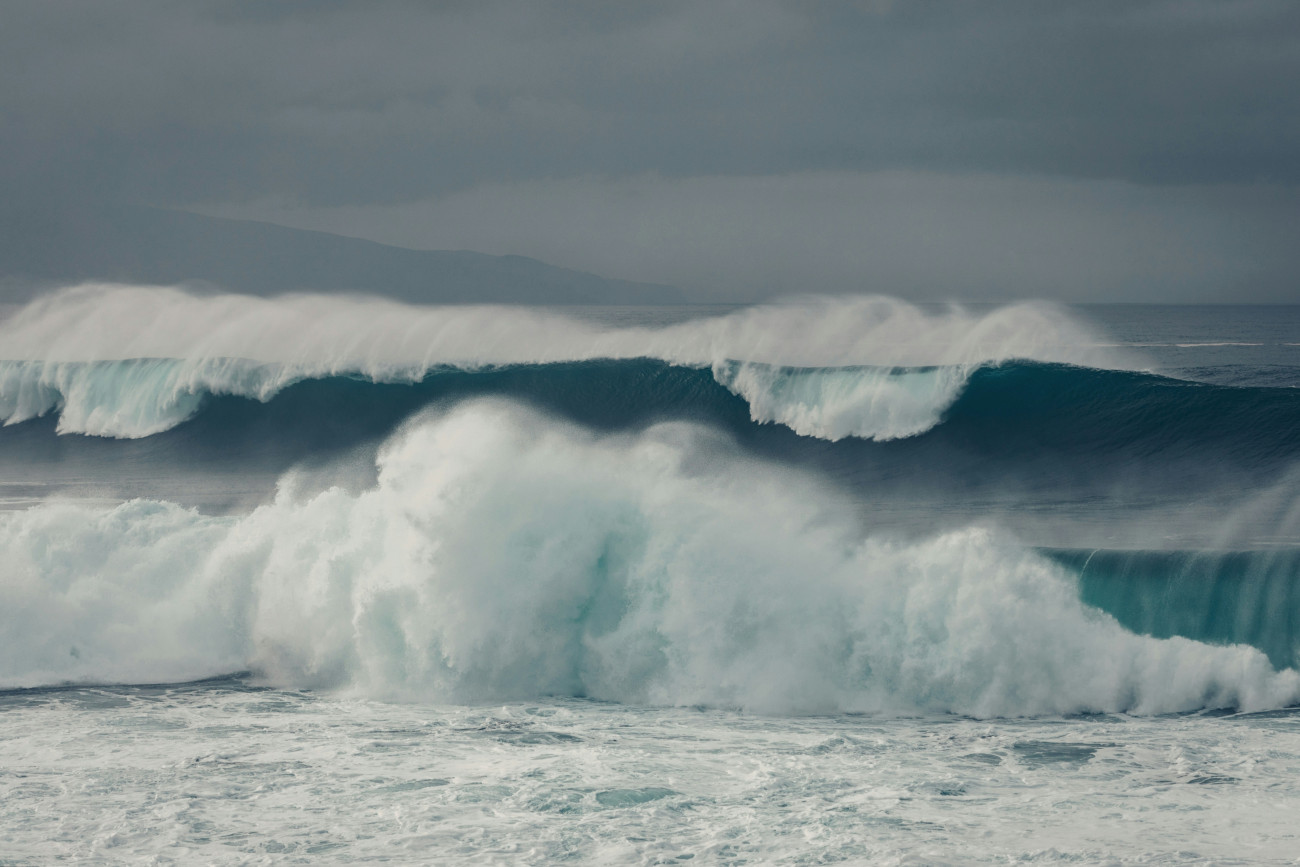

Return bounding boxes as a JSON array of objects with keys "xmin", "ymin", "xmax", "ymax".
[{"xmin": 3, "ymin": 0, "xmax": 1298, "ymax": 300}]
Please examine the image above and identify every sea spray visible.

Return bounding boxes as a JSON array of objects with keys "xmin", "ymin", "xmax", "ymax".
[
  {"xmin": 713, "ymin": 361, "xmax": 971, "ymax": 441},
  {"xmin": 0, "ymin": 285, "xmax": 1130, "ymax": 439},
  {"xmin": 3, "ymin": 399, "xmax": 1295, "ymax": 716}
]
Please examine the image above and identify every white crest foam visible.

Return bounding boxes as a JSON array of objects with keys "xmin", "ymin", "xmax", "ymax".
[
  {"xmin": 1, "ymin": 400, "xmax": 1291, "ymax": 717},
  {"xmin": 0, "ymin": 284, "xmax": 1135, "ymax": 439}
]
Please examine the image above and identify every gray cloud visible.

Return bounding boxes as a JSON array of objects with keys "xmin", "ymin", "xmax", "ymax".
[{"xmin": 3, "ymin": 0, "xmax": 1298, "ymax": 300}]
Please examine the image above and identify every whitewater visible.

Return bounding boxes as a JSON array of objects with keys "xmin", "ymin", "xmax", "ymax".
[
  {"xmin": 2, "ymin": 287, "xmax": 1299, "ymax": 863},
  {"xmin": 0, "ymin": 284, "xmax": 1129, "ymax": 440}
]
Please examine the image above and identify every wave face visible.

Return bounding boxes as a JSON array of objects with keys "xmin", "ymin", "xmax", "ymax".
[
  {"xmin": 0, "ymin": 356, "xmax": 976, "ymax": 442},
  {"xmin": 0, "ymin": 284, "xmax": 1127, "ymax": 439},
  {"xmin": 2, "ymin": 287, "xmax": 1298, "ymax": 717},
  {"xmin": 2, "ymin": 359, "xmax": 1294, "ymax": 492},
  {"xmin": 3, "ymin": 400, "xmax": 1297, "ymax": 717},
  {"xmin": 1049, "ymin": 548, "xmax": 1300, "ymax": 671}
]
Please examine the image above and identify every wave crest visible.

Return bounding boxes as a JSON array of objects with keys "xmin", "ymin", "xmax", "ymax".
[
  {"xmin": 2, "ymin": 400, "xmax": 1295, "ymax": 717},
  {"xmin": 0, "ymin": 284, "xmax": 1131, "ymax": 439},
  {"xmin": 714, "ymin": 361, "xmax": 972, "ymax": 441}
]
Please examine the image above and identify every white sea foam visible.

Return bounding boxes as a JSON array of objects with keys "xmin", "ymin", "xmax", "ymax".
[
  {"xmin": 0, "ymin": 284, "xmax": 1133, "ymax": 439},
  {"xmin": 713, "ymin": 361, "xmax": 972, "ymax": 441},
  {"xmin": 0, "ymin": 358, "xmax": 297, "ymax": 438},
  {"xmin": 6, "ymin": 693, "xmax": 1300, "ymax": 863},
  {"xmin": 1, "ymin": 400, "xmax": 1292, "ymax": 717}
]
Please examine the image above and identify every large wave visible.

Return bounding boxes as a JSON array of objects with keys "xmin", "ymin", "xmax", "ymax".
[
  {"xmin": 3, "ymin": 399, "xmax": 1296, "ymax": 717},
  {"xmin": 0, "ymin": 284, "xmax": 1132, "ymax": 439},
  {"xmin": 1048, "ymin": 548, "xmax": 1300, "ymax": 670},
  {"xmin": 2, "ymin": 359, "xmax": 1294, "ymax": 498}
]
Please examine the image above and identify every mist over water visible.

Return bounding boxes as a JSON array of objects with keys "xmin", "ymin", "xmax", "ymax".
[
  {"xmin": 2, "ymin": 288, "xmax": 1299, "ymax": 862},
  {"xmin": 0, "ymin": 286, "xmax": 1297, "ymax": 699},
  {"xmin": 7, "ymin": 0, "xmax": 1300, "ymax": 857},
  {"xmin": 0, "ymin": 284, "xmax": 1129, "ymax": 440},
  {"xmin": 5, "ymin": 399, "xmax": 1296, "ymax": 716}
]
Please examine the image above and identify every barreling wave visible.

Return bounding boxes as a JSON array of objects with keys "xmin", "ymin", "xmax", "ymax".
[
  {"xmin": 0, "ymin": 358, "xmax": 300, "ymax": 438},
  {"xmin": 0, "ymin": 283, "xmax": 1132, "ymax": 440},
  {"xmin": 3, "ymin": 400, "xmax": 1297, "ymax": 717},
  {"xmin": 0, "ymin": 356, "xmax": 985, "ymax": 441},
  {"xmin": 713, "ymin": 361, "xmax": 971, "ymax": 441},
  {"xmin": 1, "ymin": 359, "xmax": 1297, "ymax": 481}
]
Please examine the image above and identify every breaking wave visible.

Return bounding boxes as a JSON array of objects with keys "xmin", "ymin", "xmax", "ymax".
[
  {"xmin": 0, "ymin": 284, "xmax": 1128, "ymax": 440},
  {"xmin": 1, "ymin": 359, "xmax": 1296, "ymax": 479},
  {"xmin": 2, "ymin": 400, "xmax": 1297, "ymax": 718}
]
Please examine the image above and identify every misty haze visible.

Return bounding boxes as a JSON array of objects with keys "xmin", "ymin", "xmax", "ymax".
[{"xmin": 1, "ymin": 3, "xmax": 1299, "ymax": 864}]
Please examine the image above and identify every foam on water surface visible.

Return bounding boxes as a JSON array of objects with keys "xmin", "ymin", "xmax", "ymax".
[
  {"xmin": 2, "ymin": 400, "xmax": 1296, "ymax": 717},
  {"xmin": 2, "ymin": 685, "xmax": 1299, "ymax": 864},
  {"xmin": 2, "ymin": 293, "xmax": 1299, "ymax": 862}
]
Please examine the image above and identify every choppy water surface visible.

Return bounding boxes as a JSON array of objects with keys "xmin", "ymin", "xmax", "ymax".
[{"xmin": 3, "ymin": 681, "xmax": 1299, "ymax": 864}]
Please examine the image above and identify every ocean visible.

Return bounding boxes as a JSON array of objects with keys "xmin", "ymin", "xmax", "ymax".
[{"xmin": 1, "ymin": 287, "xmax": 1298, "ymax": 863}]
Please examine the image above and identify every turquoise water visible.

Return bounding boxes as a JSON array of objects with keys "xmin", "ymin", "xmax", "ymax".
[{"xmin": 0, "ymin": 291, "xmax": 1298, "ymax": 863}]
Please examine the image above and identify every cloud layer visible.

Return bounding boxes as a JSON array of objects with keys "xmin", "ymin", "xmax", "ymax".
[{"xmin": 4, "ymin": 1, "xmax": 1298, "ymax": 300}]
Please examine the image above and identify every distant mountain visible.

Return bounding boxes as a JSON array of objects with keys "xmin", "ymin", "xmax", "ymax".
[{"xmin": 0, "ymin": 204, "xmax": 686, "ymax": 305}]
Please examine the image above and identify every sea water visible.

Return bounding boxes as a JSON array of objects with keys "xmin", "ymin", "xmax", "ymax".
[
  {"xmin": 0, "ymin": 289, "xmax": 1298, "ymax": 863},
  {"xmin": 4, "ymin": 684, "xmax": 1299, "ymax": 863}
]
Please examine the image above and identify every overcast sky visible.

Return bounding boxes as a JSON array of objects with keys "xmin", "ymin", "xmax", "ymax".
[{"xmin": 4, "ymin": 0, "xmax": 1298, "ymax": 301}]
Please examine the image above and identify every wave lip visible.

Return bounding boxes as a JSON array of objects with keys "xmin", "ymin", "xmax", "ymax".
[
  {"xmin": 0, "ymin": 358, "xmax": 300, "ymax": 438},
  {"xmin": 0, "ymin": 355, "xmax": 978, "ymax": 443},
  {"xmin": 0, "ymin": 284, "xmax": 1134, "ymax": 439},
  {"xmin": 2, "ymin": 399, "xmax": 1297, "ymax": 718},
  {"xmin": 714, "ymin": 361, "xmax": 972, "ymax": 441}
]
